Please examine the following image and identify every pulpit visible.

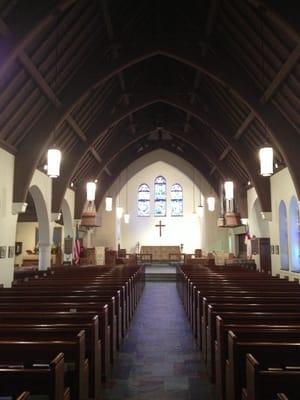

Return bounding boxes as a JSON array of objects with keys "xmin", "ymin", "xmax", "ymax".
[{"xmin": 105, "ymin": 249, "xmax": 117, "ymax": 266}]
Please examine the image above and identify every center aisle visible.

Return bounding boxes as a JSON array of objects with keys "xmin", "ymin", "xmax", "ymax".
[{"xmin": 102, "ymin": 282, "xmax": 217, "ymax": 400}]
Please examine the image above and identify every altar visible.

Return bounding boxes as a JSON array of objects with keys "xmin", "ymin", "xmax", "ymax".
[{"xmin": 140, "ymin": 245, "xmax": 181, "ymax": 261}]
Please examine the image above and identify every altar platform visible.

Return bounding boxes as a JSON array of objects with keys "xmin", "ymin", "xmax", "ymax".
[{"xmin": 145, "ymin": 263, "xmax": 179, "ymax": 281}]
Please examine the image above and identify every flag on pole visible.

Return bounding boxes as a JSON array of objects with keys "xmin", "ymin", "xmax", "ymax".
[
  {"xmin": 72, "ymin": 224, "xmax": 81, "ymax": 265},
  {"xmin": 244, "ymin": 229, "xmax": 252, "ymax": 258}
]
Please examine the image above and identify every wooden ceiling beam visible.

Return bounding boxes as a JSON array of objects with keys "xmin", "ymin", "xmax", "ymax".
[
  {"xmin": 0, "ymin": 16, "xmax": 87, "ymax": 144},
  {"xmin": 88, "ymin": 141, "xmax": 221, "ymax": 214},
  {"xmin": 246, "ymin": 0, "xmax": 300, "ymax": 45},
  {"xmin": 89, "ymin": 146, "xmax": 112, "ymax": 176},
  {"xmin": 51, "ymin": 93, "xmax": 264, "ymax": 214},
  {"xmin": 0, "ymin": 1, "xmax": 76, "ymax": 78},
  {"xmin": 209, "ymin": 38, "xmax": 300, "ymax": 174},
  {"xmin": 14, "ymin": 40, "xmax": 299, "ymax": 210}
]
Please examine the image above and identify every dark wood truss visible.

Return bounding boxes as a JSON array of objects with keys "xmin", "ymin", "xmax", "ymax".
[{"xmin": 0, "ymin": 0, "xmax": 299, "ymax": 216}]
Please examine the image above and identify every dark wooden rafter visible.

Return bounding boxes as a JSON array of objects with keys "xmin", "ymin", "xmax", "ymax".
[
  {"xmin": 50, "ymin": 92, "xmax": 267, "ymax": 214},
  {"xmin": 11, "ymin": 40, "xmax": 300, "ymax": 212},
  {"xmin": 209, "ymin": 4, "xmax": 300, "ymax": 174},
  {"xmin": 0, "ymin": 11, "xmax": 88, "ymax": 144},
  {"xmin": 0, "ymin": 0, "xmax": 76, "ymax": 78},
  {"xmin": 186, "ymin": 0, "xmax": 220, "ymax": 125},
  {"xmin": 246, "ymin": 0, "xmax": 300, "ymax": 45},
  {"xmin": 89, "ymin": 146, "xmax": 111, "ymax": 176},
  {"xmin": 88, "ymin": 119, "xmax": 243, "ymax": 187},
  {"xmin": 84, "ymin": 141, "xmax": 221, "ymax": 217}
]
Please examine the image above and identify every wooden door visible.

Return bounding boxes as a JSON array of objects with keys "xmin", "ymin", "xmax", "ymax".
[
  {"xmin": 237, "ymin": 234, "xmax": 247, "ymax": 257},
  {"xmin": 259, "ymin": 238, "xmax": 272, "ymax": 274}
]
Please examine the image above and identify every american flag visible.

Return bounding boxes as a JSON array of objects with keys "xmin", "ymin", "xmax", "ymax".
[{"xmin": 72, "ymin": 224, "xmax": 81, "ymax": 265}]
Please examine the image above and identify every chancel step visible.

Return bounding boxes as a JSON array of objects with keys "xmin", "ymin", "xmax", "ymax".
[{"xmin": 145, "ymin": 273, "xmax": 177, "ymax": 282}]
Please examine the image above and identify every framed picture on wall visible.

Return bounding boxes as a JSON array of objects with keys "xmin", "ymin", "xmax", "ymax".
[
  {"xmin": 0, "ymin": 246, "xmax": 6, "ymax": 258},
  {"xmin": 8, "ymin": 246, "xmax": 15, "ymax": 258},
  {"xmin": 275, "ymin": 245, "xmax": 280, "ymax": 255},
  {"xmin": 15, "ymin": 242, "xmax": 22, "ymax": 256},
  {"xmin": 271, "ymin": 245, "xmax": 274, "ymax": 254}
]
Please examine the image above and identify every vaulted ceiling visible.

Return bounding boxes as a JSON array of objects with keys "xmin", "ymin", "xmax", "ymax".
[{"xmin": 1, "ymin": 0, "xmax": 300, "ymax": 217}]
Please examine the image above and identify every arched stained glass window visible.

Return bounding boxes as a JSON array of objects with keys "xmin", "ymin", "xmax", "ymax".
[
  {"xmin": 137, "ymin": 184, "xmax": 150, "ymax": 216},
  {"xmin": 171, "ymin": 183, "xmax": 183, "ymax": 216},
  {"xmin": 279, "ymin": 200, "xmax": 289, "ymax": 271},
  {"xmin": 154, "ymin": 176, "xmax": 166, "ymax": 216},
  {"xmin": 289, "ymin": 196, "xmax": 300, "ymax": 272}
]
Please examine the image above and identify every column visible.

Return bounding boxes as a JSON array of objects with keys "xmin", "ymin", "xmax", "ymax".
[{"xmin": 39, "ymin": 242, "xmax": 51, "ymax": 270}]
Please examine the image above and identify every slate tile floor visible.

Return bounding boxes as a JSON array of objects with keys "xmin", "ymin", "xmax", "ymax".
[{"xmin": 102, "ymin": 282, "xmax": 217, "ymax": 400}]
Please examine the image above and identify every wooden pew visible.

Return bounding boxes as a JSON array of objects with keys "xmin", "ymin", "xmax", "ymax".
[
  {"xmin": 203, "ymin": 295, "xmax": 300, "ymax": 349},
  {"xmin": 0, "ymin": 312, "xmax": 101, "ymax": 397},
  {"xmin": 0, "ymin": 353, "xmax": 70, "ymax": 400},
  {"xmin": 226, "ymin": 330, "xmax": 300, "ymax": 400},
  {"xmin": 0, "ymin": 330, "xmax": 88, "ymax": 400},
  {"xmin": 215, "ymin": 313, "xmax": 300, "ymax": 400},
  {"xmin": 0, "ymin": 292, "xmax": 118, "ymax": 362},
  {"xmin": 0, "ymin": 302, "xmax": 110, "ymax": 381},
  {"xmin": 203, "ymin": 301, "xmax": 300, "ymax": 369},
  {"xmin": 0, "ymin": 321, "xmax": 101, "ymax": 400},
  {"xmin": 244, "ymin": 353, "xmax": 300, "ymax": 400}
]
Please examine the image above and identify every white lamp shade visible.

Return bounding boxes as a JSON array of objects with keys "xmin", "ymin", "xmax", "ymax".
[
  {"xmin": 105, "ymin": 196, "xmax": 113, "ymax": 211},
  {"xmin": 116, "ymin": 206, "xmax": 123, "ymax": 219},
  {"xmin": 86, "ymin": 181, "xmax": 96, "ymax": 201},
  {"xmin": 224, "ymin": 181, "xmax": 234, "ymax": 200},
  {"xmin": 124, "ymin": 213, "xmax": 130, "ymax": 224},
  {"xmin": 207, "ymin": 196, "xmax": 215, "ymax": 211},
  {"xmin": 259, "ymin": 147, "xmax": 273, "ymax": 176},
  {"xmin": 241, "ymin": 218, "xmax": 249, "ymax": 225},
  {"xmin": 196, "ymin": 205, "xmax": 204, "ymax": 217},
  {"xmin": 47, "ymin": 149, "xmax": 61, "ymax": 178}
]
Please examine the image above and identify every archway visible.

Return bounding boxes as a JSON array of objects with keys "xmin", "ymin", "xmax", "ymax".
[
  {"xmin": 95, "ymin": 150, "xmax": 227, "ymax": 255},
  {"xmin": 250, "ymin": 198, "xmax": 270, "ymax": 238},
  {"xmin": 28, "ymin": 185, "xmax": 50, "ymax": 270}
]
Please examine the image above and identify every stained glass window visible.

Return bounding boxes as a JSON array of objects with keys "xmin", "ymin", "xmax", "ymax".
[
  {"xmin": 279, "ymin": 200, "xmax": 289, "ymax": 271},
  {"xmin": 289, "ymin": 196, "xmax": 300, "ymax": 272},
  {"xmin": 154, "ymin": 176, "xmax": 166, "ymax": 216},
  {"xmin": 137, "ymin": 184, "xmax": 150, "ymax": 216},
  {"xmin": 171, "ymin": 183, "xmax": 183, "ymax": 216}
]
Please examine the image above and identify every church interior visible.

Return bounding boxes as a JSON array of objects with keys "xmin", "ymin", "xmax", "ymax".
[{"xmin": 0, "ymin": 0, "xmax": 300, "ymax": 399}]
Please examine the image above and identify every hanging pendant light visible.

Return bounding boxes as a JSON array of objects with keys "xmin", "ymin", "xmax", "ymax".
[
  {"xmin": 116, "ymin": 206, "xmax": 123, "ymax": 219},
  {"xmin": 123, "ymin": 168, "xmax": 130, "ymax": 224},
  {"xmin": 259, "ymin": 147, "xmax": 273, "ymax": 176},
  {"xmin": 105, "ymin": 196, "xmax": 113, "ymax": 211},
  {"xmin": 47, "ymin": 148, "xmax": 61, "ymax": 178},
  {"xmin": 196, "ymin": 193, "xmax": 204, "ymax": 218},
  {"xmin": 224, "ymin": 181, "xmax": 234, "ymax": 200},
  {"xmin": 207, "ymin": 196, "xmax": 215, "ymax": 212},
  {"xmin": 196, "ymin": 204, "xmax": 204, "ymax": 217},
  {"xmin": 192, "ymin": 168, "xmax": 197, "ymax": 216},
  {"xmin": 86, "ymin": 181, "xmax": 96, "ymax": 201}
]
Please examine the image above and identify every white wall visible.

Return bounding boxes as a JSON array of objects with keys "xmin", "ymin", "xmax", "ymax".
[
  {"xmin": 15, "ymin": 221, "xmax": 65, "ymax": 266},
  {"xmin": 0, "ymin": 148, "xmax": 18, "ymax": 286},
  {"xmin": 247, "ymin": 167, "xmax": 300, "ymax": 279},
  {"xmin": 94, "ymin": 150, "xmax": 229, "ymax": 254}
]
